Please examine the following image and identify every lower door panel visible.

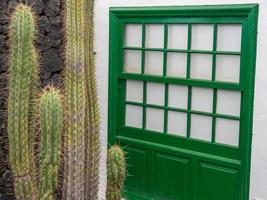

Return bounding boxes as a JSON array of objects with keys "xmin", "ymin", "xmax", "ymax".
[{"xmin": 122, "ymin": 142, "xmax": 241, "ymax": 200}]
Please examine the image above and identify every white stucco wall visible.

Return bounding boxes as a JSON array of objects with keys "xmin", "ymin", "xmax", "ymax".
[{"xmin": 95, "ymin": 0, "xmax": 267, "ymax": 199}]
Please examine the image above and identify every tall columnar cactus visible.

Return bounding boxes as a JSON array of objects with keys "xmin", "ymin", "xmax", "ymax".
[
  {"xmin": 84, "ymin": 0, "xmax": 101, "ymax": 199},
  {"xmin": 63, "ymin": 0, "xmax": 100, "ymax": 199},
  {"xmin": 63, "ymin": 0, "xmax": 87, "ymax": 199},
  {"xmin": 39, "ymin": 86, "xmax": 63, "ymax": 200},
  {"xmin": 7, "ymin": 4, "xmax": 38, "ymax": 200},
  {"xmin": 106, "ymin": 146, "xmax": 126, "ymax": 200}
]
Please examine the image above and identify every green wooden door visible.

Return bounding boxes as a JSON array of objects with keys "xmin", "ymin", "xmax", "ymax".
[{"xmin": 108, "ymin": 4, "xmax": 258, "ymax": 200}]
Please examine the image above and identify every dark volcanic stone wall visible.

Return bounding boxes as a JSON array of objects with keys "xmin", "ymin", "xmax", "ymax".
[{"xmin": 0, "ymin": 0, "xmax": 65, "ymax": 199}]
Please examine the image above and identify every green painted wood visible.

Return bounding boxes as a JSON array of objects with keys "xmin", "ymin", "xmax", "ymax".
[
  {"xmin": 119, "ymin": 74, "xmax": 242, "ymax": 90},
  {"xmin": 154, "ymin": 153, "xmax": 190, "ymax": 200},
  {"xmin": 197, "ymin": 163, "xmax": 239, "ymax": 200},
  {"xmin": 124, "ymin": 145, "xmax": 148, "ymax": 196},
  {"xmin": 109, "ymin": 4, "xmax": 258, "ymax": 200}
]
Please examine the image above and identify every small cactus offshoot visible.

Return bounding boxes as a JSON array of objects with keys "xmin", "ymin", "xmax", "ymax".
[
  {"xmin": 39, "ymin": 86, "xmax": 63, "ymax": 200},
  {"xmin": 106, "ymin": 145, "xmax": 127, "ymax": 200}
]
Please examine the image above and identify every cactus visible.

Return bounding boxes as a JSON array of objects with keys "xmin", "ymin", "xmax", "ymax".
[
  {"xmin": 63, "ymin": 0, "xmax": 87, "ymax": 199},
  {"xmin": 7, "ymin": 1, "xmax": 100, "ymax": 200},
  {"xmin": 7, "ymin": 4, "xmax": 38, "ymax": 200},
  {"xmin": 63, "ymin": 0, "xmax": 101, "ymax": 199},
  {"xmin": 106, "ymin": 145, "xmax": 127, "ymax": 200},
  {"xmin": 39, "ymin": 86, "xmax": 63, "ymax": 200},
  {"xmin": 84, "ymin": 0, "xmax": 101, "ymax": 199}
]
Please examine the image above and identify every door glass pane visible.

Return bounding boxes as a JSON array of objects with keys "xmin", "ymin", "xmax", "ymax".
[
  {"xmin": 146, "ymin": 108, "xmax": 164, "ymax": 132},
  {"xmin": 166, "ymin": 52, "xmax": 187, "ymax": 78},
  {"xmin": 145, "ymin": 51, "xmax": 164, "ymax": 75},
  {"xmin": 145, "ymin": 24, "xmax": 164, "ymax": 48},
  {"xmin": 216, "ymin": 55, "xmax": 240, "ymax": 83},
  {"xmin": 191, "ymin": 87, "xmax": 213, "ymax": 113},
  {"xmin": 168, "ymin": 24, "xmax": 188, "ymax": 49},
  {"xmin": 147, "ymin": 82, "xmax": 165, "ymax": 106},
  {"xmin": 167, "ymin": 111, "xmax": 187, "ymax": 137},
  {"xmin": 125, "ymin": 105, "xmax": 143, "ymax": 128},
  {"xmin": 217, "ymin": 24, "xmax": 242, "ymax": 52},
  {"xmin": 215, "ymin": 118, "xmax": 240, "ymax": 147},
  {"xmin": 190, "ymin": 53, "xmax": 213, "ymax": 80},
  {"xmin": 126, "ymin": 80, "xmax": 143, "ymax": 103},
  {"xmin": 124, "ymin": 24, "xmax": 142, "ymax": 47},
  {"xmin": 191, "ymin": 24, "xmax": 214, "ymax": 51},
  {"xmin": 217, "ymin": 90, "xmax": 241, "ymax": 116},
  {"xmin": 168, "ymin": 85, "xmax": 188, "ymax": 109},
  {"xmin": 124, "ymin": 50, "xmax": 142, "ymax": 73},
  {"xmin": 191, "ymin": 114, "xmax": 212, "ymax": 142}
]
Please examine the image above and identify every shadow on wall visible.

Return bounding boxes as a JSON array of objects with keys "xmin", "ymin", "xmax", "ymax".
[{"xmin": 0, "ymin": 0, "xmax": 65, "ymax": 199}]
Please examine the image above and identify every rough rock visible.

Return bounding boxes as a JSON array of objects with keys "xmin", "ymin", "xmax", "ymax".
[
  {"xmin": 42, "ymin": 48, "xmax": 63, "ymax": 73},
  {"xmin": 44, "ymin": 0, "xmax": 60, "ymax": 16},
  {"xmin": 0, "ymin": 1, "xmax": 8, "ymax": 12},
  {"xmin": 49, "ymin": 16, "xmax": 62, "ymax": 26},
  {"xmin": 39, "ymin": 15, "xmax": 51, "ymax": 34},
  {"xmin": 28, "ymin": 0, "xmax": 45, "ymax": 14},
  {"xmin": 0, "ymin": 23, "xmax": 9, "ymax": 35},
  {"xmin": 6, "ymin": 0, "xmax": 18, "ymax": 15},
  {"xmin": 0, "ymin": 35, "xmax": 6, "ymax": 50}
]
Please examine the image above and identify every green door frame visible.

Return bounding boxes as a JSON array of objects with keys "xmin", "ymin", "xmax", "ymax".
[{"xmin": 108, "ymin": 4, "xmax": 258, "ymax": 200}]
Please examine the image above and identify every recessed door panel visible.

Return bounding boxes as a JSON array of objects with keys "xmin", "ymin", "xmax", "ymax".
[
  {"xmin": 124, "ymin": 145, "xmax": 148, "ymax": 196},
  {"xmin": 197, "ymin": 162, "xmax": 239, "ymax": 200},
  {"xmin": 154, "ymin": 153, "xmax": 190, "ymax": 200}
]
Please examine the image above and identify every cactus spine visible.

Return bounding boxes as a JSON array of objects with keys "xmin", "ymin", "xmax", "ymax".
[
  {"xmin": 63, "ymin": 0, "xmax": 86, "ymax": 199},
  {"xmin": 39, "ymin": 86, "xmax": 63, "ymax": 200},
  {"xmin": 84, "ymin": 0, "xmax": 101, "ymax": 199},
  {"xmin": 106, "ymin": 146, "xmax": 126, "ymax": 200},
  {"xmin": 7, "ymin": 4, "xmax": 38, "ymax": 200}
]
